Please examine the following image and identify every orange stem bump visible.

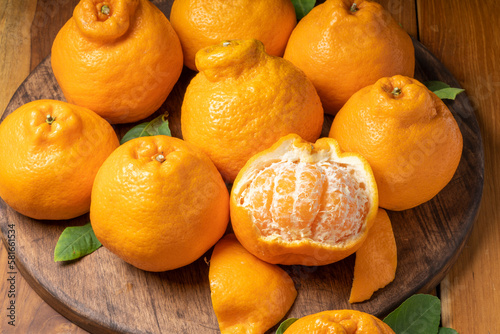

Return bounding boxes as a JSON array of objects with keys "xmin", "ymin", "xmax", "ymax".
[
  {"xmin": 101, "ymin": 4, "xmax": 110, "ymax": 15},
  {"xmin": 46, "ymin": 114, "xmax": 55, "ymax": 125},
  {"xmin": 391, "ymin": 87, "xmax": 402, "ymax": 96}
]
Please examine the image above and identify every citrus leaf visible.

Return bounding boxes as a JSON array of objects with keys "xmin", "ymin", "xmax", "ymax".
[
  {"xmin": 276, "ymin": 318, "xmax": 298, "ymax": 334},
  {"xmin": 54, "ymin": 223, "xmax": 102, "ymax": 262},
  {"xmin": 291, "ymin": 0, "xmax": 316, "ymax": 20},
  {"xmin": 424, "ymin": 81, "xmax": 465, "ymax": 100},
  {"xmin": 120, "ymin": 114, "xmax": 171, "ymax": 144},
  {"xmin": 383, "ymin": 294, "xmax": 441, "ymax": 334},
  {"xmin": 438, "ymin": 328, "xmax": 459, "ymax": 334}
]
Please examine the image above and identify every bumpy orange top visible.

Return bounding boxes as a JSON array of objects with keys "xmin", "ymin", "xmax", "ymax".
[
  {"xmin": 170, "ymin": 0, "xmax": 296, "ymax": 70},
  {"xmin": 181, "ymin": 39, "xmax": 324, "ymax": 182},
  {"xmin": 51, "ymin": 0, "xmax": 183, "ymax": 124}
]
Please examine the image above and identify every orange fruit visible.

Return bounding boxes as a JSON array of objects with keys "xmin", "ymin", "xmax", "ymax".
[
  {"xmin": 230, "ymin": 134, "xmax": 378, "ymax": 266},
  {"xmin": 181, "ymin": 39, "xmax": 324, "ymax": 183},
  {"xmin": 284, "ymin": 0, "xmax": 415, "ymax": 115},
  {"xmin": 349, "ymin": 208, "xmax": 397, "ymax": 303},
  {"xmin": 0, "ymin": 99, "xmax": 119, "ymax": 220},
  {"xmin": 329, "ymin": 75, "xmax": 463, "ymax": 211},
  {"xmin": 170, "ymin": 0, "xmax": 296, "ymax": 70},
  {"xmin": 209, "ymin": 234, "xmax": 297, "ymax": 333},
  {"xmin": 51, "ymin": 0, "xmax": 183, "ymax": 124},
  {"xmin": 284, "ymin": 310, "xmax": 395, "ymax": 334},
  {"xmin": 90, "ymin": 135, "xmax": 229, "ymax": 272}
]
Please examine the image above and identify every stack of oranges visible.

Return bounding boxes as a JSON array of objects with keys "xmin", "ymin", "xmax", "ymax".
[{"xmin": 0, "ymin": 0, "xmax": 464, "ymax": 333}]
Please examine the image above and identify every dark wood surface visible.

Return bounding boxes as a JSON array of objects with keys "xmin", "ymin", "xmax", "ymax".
[
  {"xmin": 0, "ymin": 13, "xmax": 484, "ymax": 334},
  {"xmin": 3, "ymin": 0, "xmax": 499, "ymax": 333}
]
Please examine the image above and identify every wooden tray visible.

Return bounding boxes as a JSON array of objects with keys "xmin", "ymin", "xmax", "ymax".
[{"xmin": 0, "ymin": 14, "xmax": 484, "ymax": 334}]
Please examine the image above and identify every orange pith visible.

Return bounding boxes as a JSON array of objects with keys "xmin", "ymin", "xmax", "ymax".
[{"xmin": 231, "ymin": 134, "xmax": 378, "ymax": 266}]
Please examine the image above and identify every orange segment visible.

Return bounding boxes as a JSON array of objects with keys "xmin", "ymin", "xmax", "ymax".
[
  {"xmin": 209, "ymin": 234, "xmax": 297, "ymax": 334},
  {"xmin": 231, "ymin": 134, "xmax": 378, "ymax": 266},
  {"xmin": 349, "ymin": 208, "xmax": 397, "ymax": 303}
]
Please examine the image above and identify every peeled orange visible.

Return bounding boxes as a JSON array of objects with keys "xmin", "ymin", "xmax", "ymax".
[{"xmin": 230, "ymin": 134, "xmax": 378, "ymax": 266}]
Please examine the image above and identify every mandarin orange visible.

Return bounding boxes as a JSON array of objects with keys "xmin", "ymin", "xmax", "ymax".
[
  {"xmin": 51, "ymin": 0, "xmax": 183, "ymax": 124},
  {"xmin": 170, "ymin": 0, "xmax": 296, "ymax": 70},
  {"xmin": 230, "ymin": 134, "xmax": 378, "ymax": 266},
  {"xmin": 330, "ymin": 75, "xmax": 463, "ymax": 211},
  {"xmin": 284, "ymin": 310, "xmax": 395, "ymax": 334},
  {"xmin": 284, "ymin": 0, "xmax": 414, "ymax": 115},
  {"xmin": 90, "ymin": 135, "xmax": 229, "ymax": 272},
  {"xmin": 0, "ymin": 99, "xmax": 119, "ymax": 220},
  {"xmin": 181, "ymin": 39, "xmax": 324, "ymax": 183}
]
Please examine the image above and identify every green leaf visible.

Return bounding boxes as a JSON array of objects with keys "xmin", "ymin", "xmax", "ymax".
[
  {"xmin": 438, "ymin": 328, "xmax": 459, "ymax": 334},
  {"xmin": 120, "ymin": 114, "xmax": 171, "ymax": 144},
  {"xmin": 276, "ymin": 318, "xmax": 298, "ymax": 334},
  {"xmin": 383, "ymin": 294, "xmax": 441, "ymax": 334},
  {"xmin": 54, "ymin": 223, "xmax": 102, "ymax": 262},
  {"xmin": 424, "ymin": 81, "xmax": 465, "ymax": 100},
  {"xmin": 291, "ymin": 0, "xmax": 316, "ymax": 21}
]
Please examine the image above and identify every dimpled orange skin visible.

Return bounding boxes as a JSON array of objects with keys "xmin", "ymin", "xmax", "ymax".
[
  {"xmin": 230, "ymin": 134, "xmax": 378, "ymax": 266},
  {"xmin": 0, "ymin": 99, "xmax": 119, "ymax": 220},
  {"xmin": 209, "ymin": 234, "xmax": 297, "ymax": 334},
  {"xmin": 51, "ymin": 0, "xmax": 183, "ymax": 124},
  {"xmin": 285, "ymin": 310, "xmax": 395, "ymax": 334},
  {"xmin": 181, "ymin": 39, "xmax": 324, "ymax": 183},
  {"xmin": 329, "ymin": 75, "xmax": 463, "ymax": 211},
  {"xmin": 90, "ymin": 135, "xmax": 229, "ymax": 272},
  {"xmin": 283, "ymin": 0, "xmax": 415, "ymax": 115},
  {"xmin": 170, "ymin": 0, "xmax": 296, "ymax": 70}
]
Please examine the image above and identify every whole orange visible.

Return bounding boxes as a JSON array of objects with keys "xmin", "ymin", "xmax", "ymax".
[
  {"xmin": 209, "ymin": 234, "xmax": 297, "ymax": 334},
  {"xmin": 181, "ymin": 39, "xmax": 324, "ymax": 183},
  {"xmin": 284, "ymin": 310, "xmax": 395, "ymax": 334},
  {"xmin": 329, "ymin": 75, "xmax": 463, "ymax": 211},
  {"xmin": 0, "ymin": 99, "xmax": 119, "ymax": 220},
  {"xmin": 90, "ymin": 135, "xmax": 229, "ymax": 272},
  {"xmin": 51, "ymin": 0, "xmax": 183, "ymax": 124},
  {"xmin": 170, "ymin": 0, "xmax": 296, "ymax": 70},
  {"xmin": 230, "ymin": 134, "xmax": 378, "ymax": 266},
  {"xmin": 284, "ymin": 0, "xmax": 415, "ymax": 115}
]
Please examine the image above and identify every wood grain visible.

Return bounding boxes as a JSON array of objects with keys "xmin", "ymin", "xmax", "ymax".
[
  {"xmin": 0, "ymin": 35, "xmax": 483, "ymax": 334},
  {"xmin": 417, "ymin": 1, "xmax": 500, "ymax": 333},
  {"xmin": 0, "ymin": 0, "xmax": 37, "ymax": 117}
]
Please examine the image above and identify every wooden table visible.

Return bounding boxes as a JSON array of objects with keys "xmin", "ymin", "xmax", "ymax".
[{"xmin": 1, "ymin": 1, "xmax": 498, "ymax": 333}]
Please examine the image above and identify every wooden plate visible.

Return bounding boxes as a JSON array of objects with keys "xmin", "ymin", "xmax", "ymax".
[{"xmin": 0, "ymin": 15, "xmax": 483, "ymax": 334}]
